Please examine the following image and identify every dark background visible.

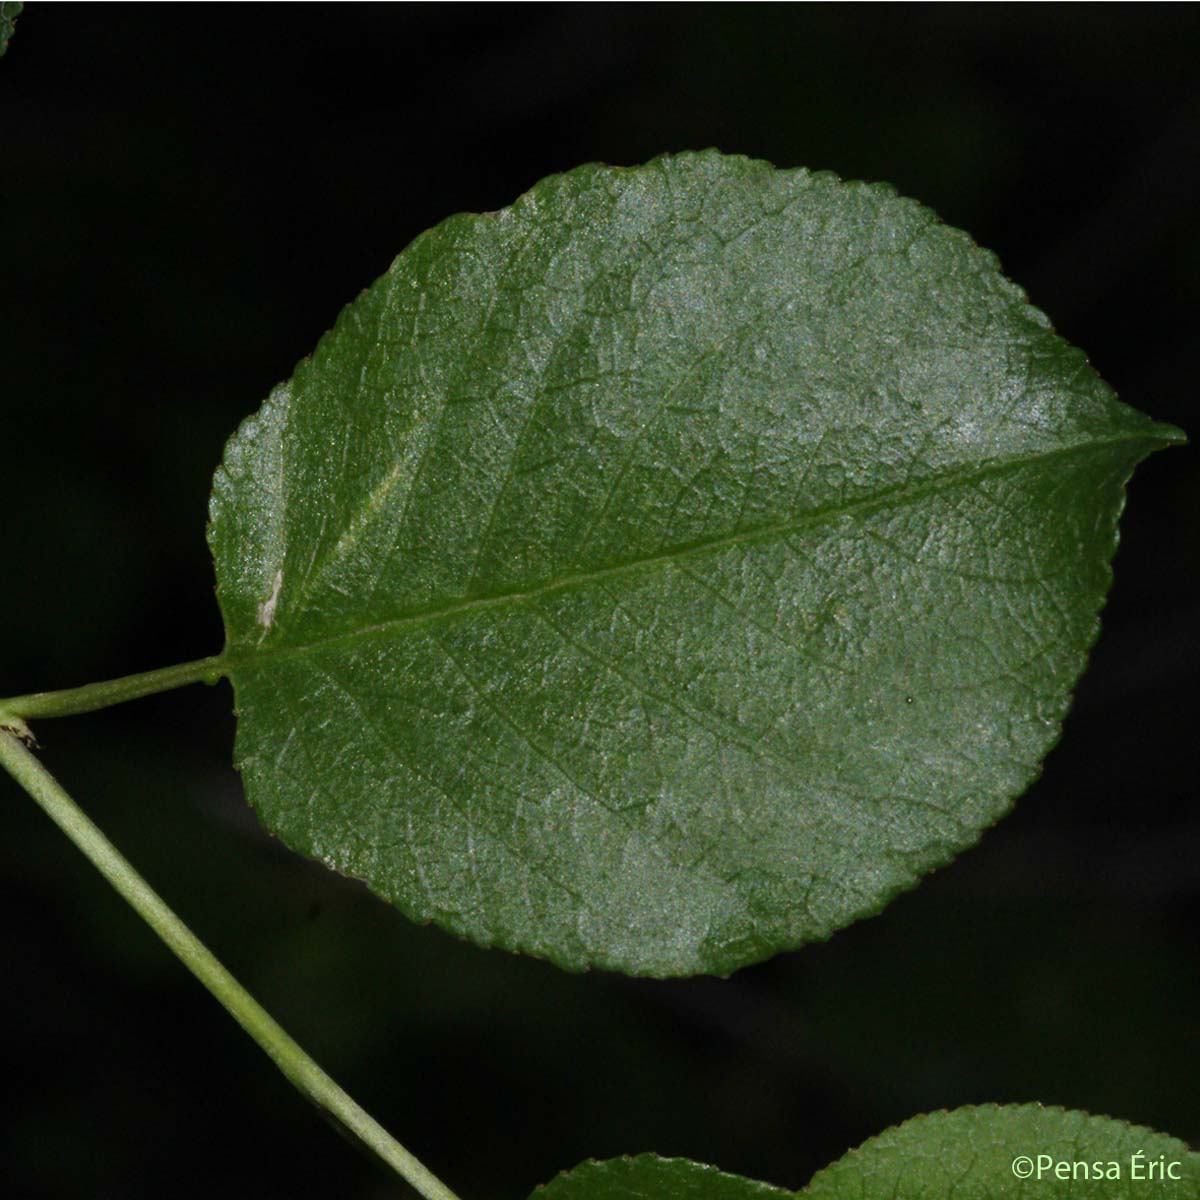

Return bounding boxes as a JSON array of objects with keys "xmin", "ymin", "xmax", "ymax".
[{"xmin": 1, "ymin": 6, "xmax": 1197, "ymax": 1198}]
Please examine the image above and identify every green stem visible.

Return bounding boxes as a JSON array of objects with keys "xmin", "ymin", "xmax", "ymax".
[
  {"xmin": 0, "ymin": 655, "xmax": 226, "ymax": 720},
  {"xmin": 0, "ymin": 729, "xmax": 464, "ymax": 1200}
]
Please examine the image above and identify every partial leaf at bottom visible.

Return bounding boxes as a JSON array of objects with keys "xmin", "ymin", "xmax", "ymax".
[{"xmin": 537, "ymin": 1107, "xmax": 1199, "ymax": 1200}]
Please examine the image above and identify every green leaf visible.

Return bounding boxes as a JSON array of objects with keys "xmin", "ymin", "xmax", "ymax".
[
  {"xmin": 0, "ymin": 1, "xmax": 22, "ymax": 57},
  {"xmin": 208, "ymin": 151, "xmax": 1182, "ymax": 976},
  {"xmin": 537, "ymin": 1106, "xmax": 1199, "ymax": 1200},
  {"xmin": 538, "ymin": 1154, "xmax": 788, "ymax": 1200}
]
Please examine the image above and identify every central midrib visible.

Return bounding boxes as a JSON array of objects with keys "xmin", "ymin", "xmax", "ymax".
[{"xmin": 221, "ymin": 430, "xmax": 1167, "ymax": 675}]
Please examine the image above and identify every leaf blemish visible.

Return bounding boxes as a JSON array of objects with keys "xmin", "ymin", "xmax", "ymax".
[{"xmin": 257, "ymin": 569, "xmax": 283, "ymax": 635}]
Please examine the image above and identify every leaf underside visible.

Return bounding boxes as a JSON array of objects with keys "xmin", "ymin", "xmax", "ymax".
[
  {"xmin": 208, "ymin": 151, "xmax": 1181, "ymax": 976},
  {"xmin": 536, "ymin": 1106, "xmax": 1199, "ymax": 1200}
]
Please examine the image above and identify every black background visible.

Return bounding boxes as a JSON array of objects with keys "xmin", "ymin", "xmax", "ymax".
[{"xmin": 1, "ymin": 6, "xmax": 1197, "ymax": 1198}]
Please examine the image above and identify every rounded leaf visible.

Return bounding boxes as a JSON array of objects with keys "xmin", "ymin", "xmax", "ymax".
[{"xmin": 208, "ymin": 152, "xmax": 1181, "ymax": 975}]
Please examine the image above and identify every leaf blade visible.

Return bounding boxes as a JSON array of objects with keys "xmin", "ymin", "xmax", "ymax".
[
  {"xmin": 209, "ymin": 152, "xmax": 1181, "ymax": 975},
  {"xmin": 805, "ymin": 1105, "xmax": 1200, "ymax": 1199},
  {"xmin": 535, "ymin": 1107, "xmax": 1199, "ymax": 1200}
]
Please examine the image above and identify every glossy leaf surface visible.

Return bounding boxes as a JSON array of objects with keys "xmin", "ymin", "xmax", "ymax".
[
  {"xmin": 209, "ymin": 152, "xmax": 1180, "ymax": 975},
  {"xmin": 537, "ymin": 1107, "xmax": 1198, "ymax": 1200}
]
